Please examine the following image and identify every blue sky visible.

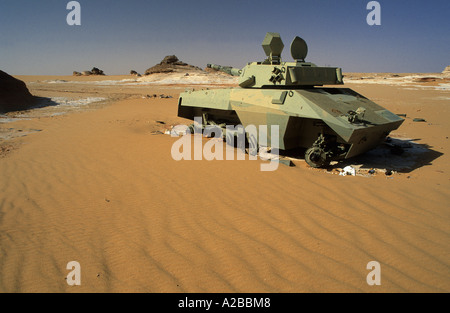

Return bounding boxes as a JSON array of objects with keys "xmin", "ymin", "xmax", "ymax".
[{"xmin": 0, "ymin": 0, "xmax": 449, "ymax": 75}]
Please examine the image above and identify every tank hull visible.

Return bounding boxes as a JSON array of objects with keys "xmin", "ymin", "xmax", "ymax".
[{"xmin": 178, "ymin": 87, "xmax": 404, "ymax": 162}]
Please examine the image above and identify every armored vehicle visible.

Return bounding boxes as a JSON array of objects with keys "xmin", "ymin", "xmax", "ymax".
[{"xmin": 177, "ymin": 32, "xmax": 404, "ymax": 167}]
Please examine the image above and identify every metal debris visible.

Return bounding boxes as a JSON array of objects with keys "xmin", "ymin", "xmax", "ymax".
[{"xmin": 339, "ymin": 166, "xmax": 356, "ymax": 176}]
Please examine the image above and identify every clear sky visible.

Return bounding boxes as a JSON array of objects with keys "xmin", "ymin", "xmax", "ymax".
[{"xmin": 0, "ymin": 0, "xmax": 449, "ymax": 75}]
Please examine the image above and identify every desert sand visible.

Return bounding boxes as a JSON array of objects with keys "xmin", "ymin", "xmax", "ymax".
[{"xmin": 0, "ymin": 72, "xmax": 449, "ymax": 292}]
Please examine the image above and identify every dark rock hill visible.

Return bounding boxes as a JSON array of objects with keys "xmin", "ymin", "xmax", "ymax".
[
  {"xmin": 145, "ymin": 55, "xmax": 203, "ymax": 75},
  {"xmin": 0, "ymin": 70, "xmax": 35, "ymax": 113}
]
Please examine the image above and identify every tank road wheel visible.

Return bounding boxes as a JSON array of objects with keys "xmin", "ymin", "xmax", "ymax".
[{"xmin": 305, "ymin": 147, "xmax": 329, "ymax": 168}]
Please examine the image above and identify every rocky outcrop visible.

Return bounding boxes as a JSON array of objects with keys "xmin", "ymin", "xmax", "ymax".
[
  {"xmin": 161, "ymin": 55, "xmax": 181, "ymax": 64},
  {"xmin": 145, "ymin": 55, "xmax": 203, "ymax": 75},
  {"xmin": 442, "ymin": 66, "xmax": 450, "ymax": 77},
  {"xmin": 0, "ymin": 70, "xmax": 35, "ymax": 113},
  {"xmin": 91, "ymin": 67, "xmax": 105, "ymax": 75},
  {"xmin": 73, "ymin": 67, "xmax": 105, "ymax": 76},
  {"xmin": 130, "ymin": 70, "xmax": 141, "ymax": 77}
]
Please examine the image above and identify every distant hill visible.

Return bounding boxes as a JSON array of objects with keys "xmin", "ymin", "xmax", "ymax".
[{"xmin": 145, "ymin": 55, "xmax": 204, "ymax": 75}]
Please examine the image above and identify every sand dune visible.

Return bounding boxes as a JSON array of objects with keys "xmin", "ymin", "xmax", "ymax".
[{"xmin": 0, "ymin": 74, "xmax": 449, "ymax": 292}]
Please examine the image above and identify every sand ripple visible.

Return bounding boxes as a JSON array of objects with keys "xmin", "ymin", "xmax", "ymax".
[{"xmin": 0, "ymin": 97, "xmax": 449, "ymax": 292}]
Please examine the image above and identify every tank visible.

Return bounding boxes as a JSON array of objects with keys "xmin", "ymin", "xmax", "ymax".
[{"xmin": 177, "ymin": 32, "xmax": 404, "ymax": 167}]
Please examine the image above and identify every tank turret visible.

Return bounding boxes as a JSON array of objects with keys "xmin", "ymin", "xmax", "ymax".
[{"xmin": 208, "ymin": 33, "xmax": 343, "ymax": 88}]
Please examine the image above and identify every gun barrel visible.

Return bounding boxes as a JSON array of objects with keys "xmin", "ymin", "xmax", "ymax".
[{"xmin": 207, "ymin": 64, "xmax": 241, "ymax": 76}]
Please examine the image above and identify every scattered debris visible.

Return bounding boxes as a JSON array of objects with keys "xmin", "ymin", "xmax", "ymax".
[
  {"xmin": 144, "ymin": 94, "xmax": 173, "ymax": 99},
  {"xmin": 339, "ymin": 166, "xmax": 356, "ymax": 176},
  {"xmin": 161, "ymin": 129, "xmax": 429, "ymax": 177},
  {"xmin": 168, "ymin": 125, "xmax": 190, "ymax": 136},
  {"xmin": 276, "ymin": 159, "xmax": 295, "ymax": 167},
  {"xmin": 413, "ymin": 118, "xmax": 427, "ymax": 122},
  {"xmin": 259, "ymin": 147, "xmax": 280, "ymax": 161}
]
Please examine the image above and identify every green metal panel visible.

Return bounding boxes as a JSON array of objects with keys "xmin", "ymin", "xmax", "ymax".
[{"xmin": 271, "ymin": 91, "xmax": 288, "ymax": 104}]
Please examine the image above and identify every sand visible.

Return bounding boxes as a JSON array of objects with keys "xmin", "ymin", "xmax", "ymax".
[{"xmin": 0, "ymin": 73, "xmax": 449, "ymax": 292}]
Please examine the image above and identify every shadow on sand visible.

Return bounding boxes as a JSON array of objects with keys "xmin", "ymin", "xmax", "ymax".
[
  {"xmin": 0, "ymin": 96, "xmax": 61, "ymax": 115},
  {"xmin": 29, "ymin": 96, "xmax": 61, "ymax": 110},
  {"xmin": 0, "ymin": 97, "xmax": 64, "ymax": 142},
  {"xmin": 282, "ymin": 138, "xmax": 443, "ymax": 173}
]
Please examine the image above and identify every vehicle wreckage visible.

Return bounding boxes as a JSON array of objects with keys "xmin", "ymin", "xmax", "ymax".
[{"xmin": 177, "ymin": 32, "xmax": 404, "ymax": 167}]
